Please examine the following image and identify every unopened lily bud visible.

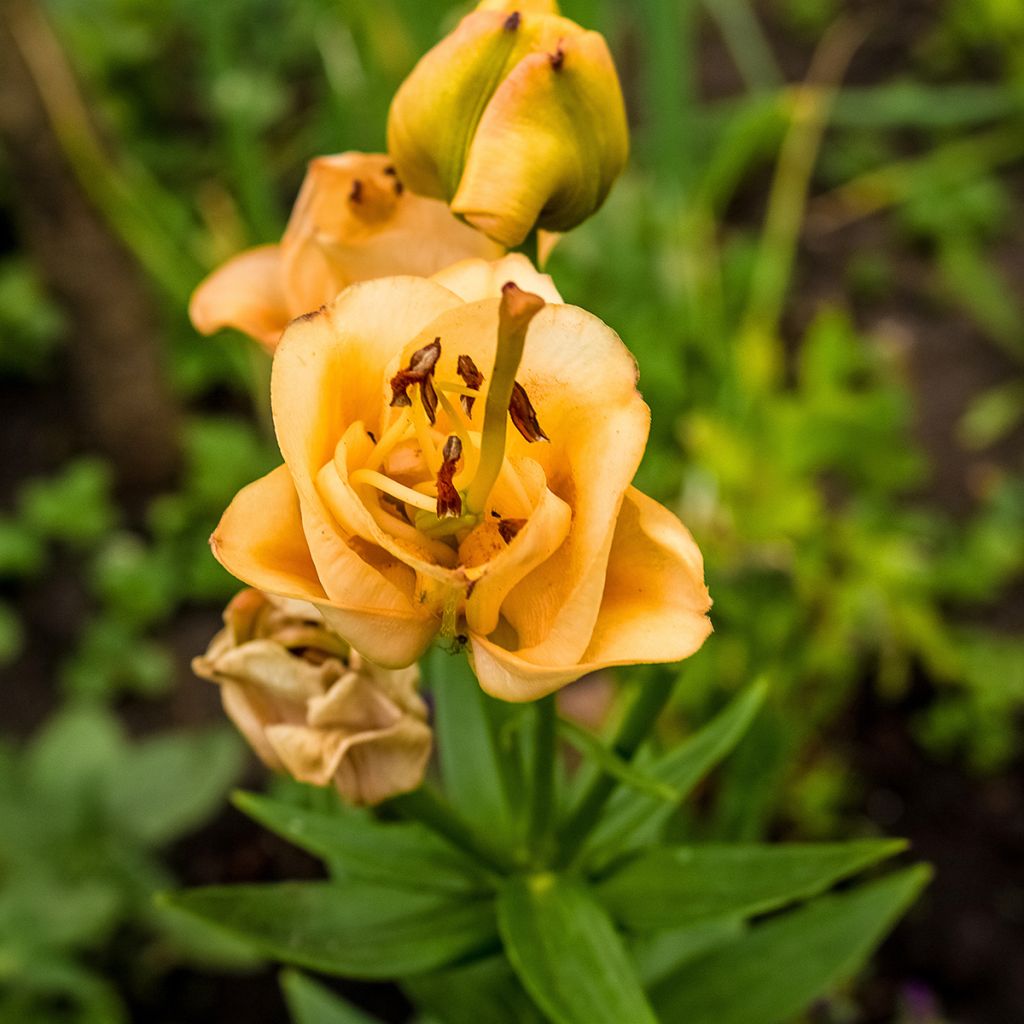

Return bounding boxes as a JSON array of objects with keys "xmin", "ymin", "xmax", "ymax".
[
  {"xmin": 192, "ymin": 589, "xmax": 431, "ymax": 806},
  {"xmin": 386, "ymin": 1, "xmax": 628, "ymax": 247}
]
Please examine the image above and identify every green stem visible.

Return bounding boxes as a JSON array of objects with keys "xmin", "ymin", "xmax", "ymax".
[
  {"xmin": 527, "ymin": 695, "xmax": 558, "ymax": 864},
  {"xmin": 555, "ymin": 675, "xmax": 675, "ymax": 868},
  {"xmin": 389, "ymin": 784, "xmax": 516, "ymax": 876}
]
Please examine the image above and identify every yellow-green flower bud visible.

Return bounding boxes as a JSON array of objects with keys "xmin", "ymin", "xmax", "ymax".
[{"xmin": 386, "ymin": 1, "xmax": 629, "ymax": 248}]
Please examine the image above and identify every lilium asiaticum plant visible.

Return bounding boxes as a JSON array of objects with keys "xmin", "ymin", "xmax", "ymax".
[
  {"xmin": 190, "ymin": 152, "xmax": 502, "ymax": 351},
  {"xmin": 210, "ymin": 254, "xmax": 711, "ymax": 701}
]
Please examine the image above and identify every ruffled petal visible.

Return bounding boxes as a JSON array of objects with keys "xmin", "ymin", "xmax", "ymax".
[
  {"xmin": 431, "ymin": 253, "xmax": 562, "ymax": 303},
  {"xmin": 468, "ymin": 488, "xmax": 711, "ymax": 701},
  {"xmin": 189, "ymin": 245, "xmax": 288, "ymax": 350},
  {"xmin": 210, "ymin": 465, "xmax": 328, "ymax": 603}
]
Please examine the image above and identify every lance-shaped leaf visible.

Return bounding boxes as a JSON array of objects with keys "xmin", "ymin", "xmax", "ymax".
[
  {"xmin": 497, "ymin": 874, "xmax": 657, "ymax": 1024},
  {"xmin": 429, "ymin": 647, "xmax": 519, "ymax": 841},
  {"xmin": 597, "ymin": 839, "xmax": 907, "ymax": 931},
  {"xmin": 233, "ymin": 791, "xmax": 487, "ymax": 895},
  {"xmin": 582, "ymin": 681, "xmax": 767, "ymax": 867},
  {"xmin": 403, "ymin": 953, "xmax": 545, "ymax": 1024},
  {"xmin": 650, "ymin": 865, "xmax": 931, "ymax": 1024},
  {"xmin": 163, "ymin": 882, "xmax": 497, "ymax": 979},
  {"xmin": 281, "ymin": 970, "xmax": 379, "ymax": 1024}
]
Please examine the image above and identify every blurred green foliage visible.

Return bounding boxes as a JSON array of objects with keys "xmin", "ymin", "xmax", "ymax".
[{"xmin": 0, "ymin": 706, "xmax": 248, "ymax": 1023}]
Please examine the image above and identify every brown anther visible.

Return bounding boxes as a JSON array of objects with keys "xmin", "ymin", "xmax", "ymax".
[
  {"xmin": 498, "ymin": 518, "xmax": 526, "ymax": 543},
  {"xmin": 549, "ymin": 44, "xmax": 565, "ymax": 71},
  {"xmin": 457, "ymin": 354, "xmax": 484, "ymax": 416},
  {"xmin": 389, "ymin": 338, "xmax": 441, "ymax": 424},
  {"xmin": 366, "ymin": 430, "xmax": 378, "ymax": 444},
  {"xmin": 509, "ymin": 381, "xmax": 549, "ymax": 442},
  {"xmin": 504, "ymin": 11, "xmax": 521, "ymax": 31},
  {"xmin": 383, "ymin": 165, "xmax": 397, "ymax": 176},
  {"xmin": 349, "ymin": 178, "xmax": 363, "ymax": 203},
  {"xmin": 436, "ymin": 435, "xmax": 463, "ymax": 518}
]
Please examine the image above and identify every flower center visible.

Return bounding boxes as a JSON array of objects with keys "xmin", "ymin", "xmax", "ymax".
[{"xmin": 351, "ymin": 283, "xmax": 548, "ymax": 565}]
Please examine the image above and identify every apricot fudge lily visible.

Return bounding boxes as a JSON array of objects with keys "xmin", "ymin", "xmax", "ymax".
[
  {"xmin": 209, "ymin": 256, "xmax": 711, "ymax": 701},
  {"xmin": 190, "ymin": 152, "xmax": 501, "ymax": 351}
]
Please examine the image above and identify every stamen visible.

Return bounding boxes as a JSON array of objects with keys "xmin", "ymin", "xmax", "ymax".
[
  {"xmin": 464, "ymin": 283, "xmax": 545, "ymax": 514},
  {"xmin": 390, "ymin": 338, "xmax": 441, "ymax": 424},
  {"xmin": 349, "ymin": 178, "xmax": 363, "ymax": 203},
  {"xmin": 457, "ymin": 354, "xmax": 484, "ymax": 416},
  {"xmin": 364, "ymin": 411, "xmax": 415, "ymax": 472},
  {"xmin": 436, "ymin": 436, "xmax": 463, "ymax": 518},
  {"xmin": 509, "ymin": 381, "xmax": 549, "ymax": 442},
  {"xmin": 349, "ymin": 468, "xmax": 437, "ymax": 514}
]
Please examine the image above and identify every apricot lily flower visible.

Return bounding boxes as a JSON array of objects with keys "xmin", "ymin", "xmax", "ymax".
[
  {"xmin": 210, "ymin": 255, "xmax": 711, "ymax": 701},
  {"xmin": 190, "ymin": 152, "xmax": 502, "ymax": 351}
]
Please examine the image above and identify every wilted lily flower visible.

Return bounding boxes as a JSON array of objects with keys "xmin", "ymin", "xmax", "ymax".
[
  {"xmin": 210, "ymin": 255, "xmax": 710, "ymax": 702},
  {"xmin": 192, "ymin": 588, "xmax": 432, "ymax": 806},
  {"xmin": 387, "ymin": 1, "xmax": 629, "ymax": 248},
  {"xmin": 190, "ymin": 152, "xmax": 502, "ymax": 351}
]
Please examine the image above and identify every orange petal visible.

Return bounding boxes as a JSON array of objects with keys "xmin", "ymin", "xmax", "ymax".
[
  {"xmin": 498, "ymin": 303, "xmax": 650, "ymax": 665},
  {"xmin": 210, "ymin": 465, "xmax": 328, "ymax": 603},
  {"xmin": 189, "ymin": 245, "xmax": 288, "ymax": 351},
  {"xmin": 431, "ymin": 253, "xmax": 562, "ymax": 303},
  {"xmin": 280, "ymin": 153, "xmax": 502, "ymax": 314},
  {"xmin": 464, "ymin": 457, "xmax": 571, "ymax": 637},
  {"xmin": 469, "ymin": 488, "xmax": 712, "ymax": 701}
]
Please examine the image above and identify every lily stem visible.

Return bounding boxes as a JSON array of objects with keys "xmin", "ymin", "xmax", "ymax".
[
  {"xmin": 390, "ymin": 784, "xmax": 516, "ymax": 876},
  {"xmin": 554, "ymin": 674, "xmax": 676, "ymax": 868},
  {"xmin": 527, "ymin": 694, "xmax": 558, "ymax": 864}
]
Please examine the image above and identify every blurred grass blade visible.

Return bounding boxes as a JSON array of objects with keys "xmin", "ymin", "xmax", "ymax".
[
  {"xmin": 650, "ymin": 865, "xmax": 931, "ymax": 1024},
  {"xmin": 164, "ymin": 882, "xmax": 497, "ymax": 979},
  {"xmin": 498, "ymin": 874, "xmax": 658, "ymax": 1024},
  {"xmin": 596, "ymin": 839, "xmax": 907, "ymax": 930}
]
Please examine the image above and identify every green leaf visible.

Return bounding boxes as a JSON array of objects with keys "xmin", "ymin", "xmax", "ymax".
[
  {"xmin": 403, "ymin": 954, "xmax": 545, "ymax": 1024},
  {"xmin": 497, "ymin": 874, "xmax": 657, "ymax": 1024},
  {"xmin": 631, "ymin": 917, "xmax": 745, "ymax": 987},
  {"xmin": 234, "ymin": 791, "xmax": 488, "ymax": 895},
  {"xmin": 429, "ymin": 648, "xmax": 517, "ymax": 841},
  {"xmin": 558, "ymin": 719, "xmax": 679, "ymax": 802},
  {"xmin": 650, "ymin": 865, "xmax": 931, "ymax": 1024},
  {"xmin": 165, "ymin": 882, "xmax": 497, "ymax": 979},
  {"xmin": 106, "ymin": 729, "xmax": 244, "ymax": 845},
  {"xmin": 281, "ymin": 970, "xmax": 380, "ymax": 1024},
  {"xmin": 597, "ymin": 839, "xmax": 905, "ymax": 931},
  {"xmin": 583, "ymin": 682, "xmax": 767, "ymax": 866}
]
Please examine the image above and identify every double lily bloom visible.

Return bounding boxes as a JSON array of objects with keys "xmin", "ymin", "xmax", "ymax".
[
  {"xmin": 207, "ymin": 255, "xmax": 711, "ymax": 701},
  {"xmin": 190, "ymin": 152, "xmax": 501, "ymax": 352}
]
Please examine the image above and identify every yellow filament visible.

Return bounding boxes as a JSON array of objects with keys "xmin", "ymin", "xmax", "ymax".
[
  {"xmin": 365, "ymin": 410, "xmax": 415, "ymax": 472},
  {"xmin": 411, "ymin": 400, "xmax": 441, "ymax": 475},
  {"xmin": 348, "ymin": 469, "xmax": 438, "ymax": 514}
]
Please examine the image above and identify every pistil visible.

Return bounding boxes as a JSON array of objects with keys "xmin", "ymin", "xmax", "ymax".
[{"xmin": 464, "ymin": 283, "xmax": 545, "ymax": 514}]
